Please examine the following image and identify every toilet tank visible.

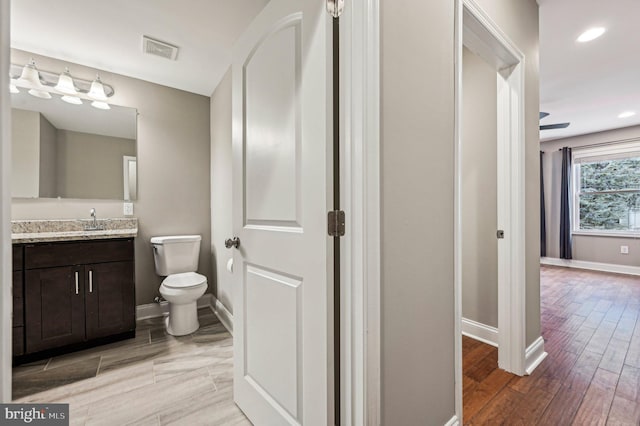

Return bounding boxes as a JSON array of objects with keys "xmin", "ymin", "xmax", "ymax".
[{"xmin": 151, "ymin": 235, "xmax": 201, "ymax": 276}]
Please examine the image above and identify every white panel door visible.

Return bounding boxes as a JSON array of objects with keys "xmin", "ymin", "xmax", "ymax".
[{"xmin": 231, "ymin": 0, "xmax": 332, "ymax": 425}]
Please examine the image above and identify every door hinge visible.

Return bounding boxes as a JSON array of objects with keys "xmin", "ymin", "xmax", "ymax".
[
  {"xmin": 326, "ymin": 0, "xmax": 344, "ymax": 18},
  {"xmin": 328, "ymin": 210, "xmax": 345, "ymax": 237}
]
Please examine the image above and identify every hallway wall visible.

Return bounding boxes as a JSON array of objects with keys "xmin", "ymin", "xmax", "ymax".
[{"xmin": 380, "ymin": 0, "xmax": 539, "ymax": 423}]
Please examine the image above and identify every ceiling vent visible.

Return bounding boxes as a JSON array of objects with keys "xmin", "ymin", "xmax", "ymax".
[{"xmin": 142, "ymin": 36, "xmax": 179, "ymax": 61}]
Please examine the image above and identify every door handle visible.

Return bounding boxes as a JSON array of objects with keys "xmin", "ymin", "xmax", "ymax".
[
  {"xmin": 225, "ymin": 237, "xmax": 240, "ymax": 249},
  {"xmin": 75, "ymin": 271, "xmax": 79, "ymax": 295},
  {"xmin": 89, "ymin": 270, "xmax": 93, "ymax": 293}
]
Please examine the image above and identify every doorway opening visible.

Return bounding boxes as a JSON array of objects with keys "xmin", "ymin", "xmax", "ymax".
[{"xmin": 454, "ymin": 0, "xmax": 533, "ymax": 421}]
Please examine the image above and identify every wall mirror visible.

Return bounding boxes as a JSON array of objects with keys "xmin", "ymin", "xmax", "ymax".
[{"xmin": 11, "ymin": 89, "xmax": 137, "ymax": 200}]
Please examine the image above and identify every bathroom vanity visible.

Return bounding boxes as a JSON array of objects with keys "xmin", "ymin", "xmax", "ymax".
[{"xmin": 12, "ymin": 219, "xmax": 138, "ymax": 363}]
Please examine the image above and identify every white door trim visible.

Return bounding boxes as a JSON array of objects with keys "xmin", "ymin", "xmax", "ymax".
[
  {"xmin": 340, "ymin": 0, "xmax": 381, "ymax": 424},
  {"xmin": 454, "ymin": 0, "xmax": 527, "ymax": 420},
  {"xmin": 0, "ymin": 0, "xmax": 11, "ymax": 403}
]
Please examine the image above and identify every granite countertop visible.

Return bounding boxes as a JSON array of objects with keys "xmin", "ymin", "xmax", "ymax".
[{"xmin": 12, "ymin": 218, "xmax": 138, "ymax": 243}]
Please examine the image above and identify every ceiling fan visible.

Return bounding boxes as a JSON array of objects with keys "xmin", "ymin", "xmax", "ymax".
[{"xmin": 540, "ymin": 112, "xmax": 570, "ymax": 131}]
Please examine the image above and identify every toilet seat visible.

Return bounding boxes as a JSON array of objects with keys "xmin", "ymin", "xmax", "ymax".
[{"xmin": 162, "ymin": 272, "xmax": 207, "ymax": 289}]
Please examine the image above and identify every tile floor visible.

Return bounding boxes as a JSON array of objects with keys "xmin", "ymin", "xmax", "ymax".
[{"xmin": 13, "ymin": 308, "xmax": 251, "ymax": 426}]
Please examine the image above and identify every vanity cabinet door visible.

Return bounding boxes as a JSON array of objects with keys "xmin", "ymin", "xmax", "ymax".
[
  {"xmin": 85, "ymin": 261, "xmax": 135, "ymax": 340},
  {"xmin": 25, "ymin": 266, "xmax": 86, "ymax": 353}
]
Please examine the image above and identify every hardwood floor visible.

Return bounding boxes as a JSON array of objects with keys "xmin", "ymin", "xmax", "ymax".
[
  {"xmin": 13, "ymin": 308, "xmax": 250, "ymax": 425},
  {"xmin": 464, "ymin": 265, "xmax": 640, "ymax": 425}
]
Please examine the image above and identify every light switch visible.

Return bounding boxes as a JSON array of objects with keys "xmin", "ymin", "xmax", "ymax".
[{"xmin": 123, "ymin": 202, "xmax": 134, "ymax": 216}]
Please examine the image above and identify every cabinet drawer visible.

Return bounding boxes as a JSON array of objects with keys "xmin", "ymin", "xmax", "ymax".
[
  {"xmin": 25, "ymin": 239, "xmax": 134, "ymax": 269},
  {"xmin": 13, "ymin": 327, "xmax": 24, "ymax": 357},
  {"xmin": 13, "ymin": 270, "xmax": 23, "ymax": 327},
  {"xmin": 13, "ymin": 245, "xmax": 23, "ymax": 271}
]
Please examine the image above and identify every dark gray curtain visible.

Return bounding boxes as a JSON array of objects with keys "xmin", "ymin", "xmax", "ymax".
[
  {"xmin": 560, "ymin": 147, "xmax": 572, "ymax": 259},
  {"xmin": 540, "ymin": 151, "xmax": 547, "ymax": 257}
]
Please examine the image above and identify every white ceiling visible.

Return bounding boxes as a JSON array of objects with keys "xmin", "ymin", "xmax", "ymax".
[
  {"xmin": 539, "ymin": 0, "xmax": 640, "ymax": 141},
  {"xmin": 10, "ymin": 0, "xmax": 270, "ymax": 96},
  {"xmin": 13, "ymin": 0, "xmax": 639, "ymax": 140}
]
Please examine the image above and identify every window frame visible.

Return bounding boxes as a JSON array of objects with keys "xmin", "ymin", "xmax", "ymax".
[{"xmin": 571, "ymin": 140, "xmax": 640, "ymax": 237}]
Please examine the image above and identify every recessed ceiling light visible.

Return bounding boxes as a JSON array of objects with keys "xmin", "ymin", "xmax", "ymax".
[
  {"xmin": 577, "ymin": 27, "xmax": 606, "ymax": 43},
  {"xmin": 618, "ymin": 111, "xmax": 636, "ymax": 119}
]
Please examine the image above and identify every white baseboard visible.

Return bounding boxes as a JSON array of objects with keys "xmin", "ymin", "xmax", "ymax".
[
  {"xmin": 444, "ymin": 415, "xmax": 459, "ymax": 426},
  {"xmin": 136, "ymin": 293, "xmax": 214, "ymax": 320},
  {"xmin": 461, "ymin": 318, "xmax": 499, "ymax": 347},
  {"xmin": 541, "ymin": 257, "xmax": 640, "ymax": 276},
  {"xmin": 525, "ymin": 336, "xmax": 547, "ymax": 375},
  {"xmin": 211, "ymin": 297, "xmax": 234, "ymax": 335}
]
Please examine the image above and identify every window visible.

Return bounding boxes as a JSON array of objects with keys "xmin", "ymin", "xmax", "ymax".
[{"xmin": 573, "ymin": 142, "xmax": 640, "ymax": 234}]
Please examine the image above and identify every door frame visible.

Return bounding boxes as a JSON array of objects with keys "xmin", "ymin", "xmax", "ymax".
[
  {"xmin": 0, "ymin": 0, "xmax": 386, "ymax": 412},
  {"xmin": 339, "ymin": 0, "xmax": 381, "ymax": 424},
  {"xmin": 0, "ymin": 0, "xmax": 12, "ymax": 403},
  {"xmin": 454, "ymin": 0, "xmax": 528, "ymax": 420}
]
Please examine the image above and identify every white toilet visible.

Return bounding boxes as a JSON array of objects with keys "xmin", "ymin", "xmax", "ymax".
[{"xmin": 151, "ymin": 235, "xmax": 208, "ymax": 336}]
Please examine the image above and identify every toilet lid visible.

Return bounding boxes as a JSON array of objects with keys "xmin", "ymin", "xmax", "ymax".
[{"xmin": 162, "ymin": 272, "xmax": 207, "ymax": 289}]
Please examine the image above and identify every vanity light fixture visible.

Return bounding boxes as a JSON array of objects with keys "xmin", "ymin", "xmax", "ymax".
[
  {"xmin": 55, "ymin": 68, "xmax": 79, "ymax": 94},
  {"xmin": 577, "ymin": 27, "xmax": 606, "ymax": 43},
  {"xmin": 16, "ymin": 59, "xmax": 52, "ymax": 99},
  {"xmin": 10, "ymin": 62, "xmax": 115, "ymax": 107},
  {"xmin": 88, "ymin": 75, "xmax": 108, "ymax": 101},
  {"xmin": 56, "ymin": 68, "xmax": 84, "ymax": 105},
  {"xmin": 88, "ymin": 75, "xmax": 111, "ymax": 109}
]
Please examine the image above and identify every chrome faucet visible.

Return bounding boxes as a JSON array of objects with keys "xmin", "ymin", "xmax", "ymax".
[{"xmin": 85, "ymin": 208, "xmax": 105, "ymax": 231}]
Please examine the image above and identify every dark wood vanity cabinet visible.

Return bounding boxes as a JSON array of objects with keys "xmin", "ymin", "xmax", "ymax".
[
  {"xmin": 13, "ymin": 245, "xmax": 24, "ymax": 356},
  {"xmin": 14, "ymin": 238, "xmax": 135, "ymax": 360},
  {"xmin": 25, "ymin": 266, "xmax": 86, "ymax": 353}
]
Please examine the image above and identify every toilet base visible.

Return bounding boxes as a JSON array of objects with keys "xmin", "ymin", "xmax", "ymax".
[{"xmin": 165, "ymin": 301, "xmax": 200, "ymax": 336}]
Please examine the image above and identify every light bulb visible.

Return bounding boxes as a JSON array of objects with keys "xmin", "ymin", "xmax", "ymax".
[
  {"xmin": 91, "ymin": 101, "xmax": 110, "ymax": 110},
  {"xmin": 577, "ymin": 27, "xmax": 606, "ymax": 43},
  {"xmin": 61, "ymin": 95, "xmax": 83, "ymax": 105},
  {"xmin": 28, "ymin": 88, "xmax": 52, "ymax": 99}
]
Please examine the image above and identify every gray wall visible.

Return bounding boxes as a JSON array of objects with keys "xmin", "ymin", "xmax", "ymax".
[
  {"xmin": 541, "ymin": 124, "xmax": 640, "ymax": 266},
  {"xmin": 211, "ymin": 69, "xmax": 233, "ymax": 313},
  {"xmin": 1, "ymin": 0, "xmax": 12, "ymax": 401},
  {"xmin": 210, "ymin": 68, "xmax": 233, "ymax": 315},
  {"xmin": 475, "ymin": 0, "xmax": 541, "ymax": 347},
  {"xmin": 38, "ymin": 115, "xmax": 57, "ymax": 198},
  {"xmin": 380, "ymin": 1, "xmax": 456, "ymax": 423},
  {"xmin": 11, "ymin": 109, "xmax": 39, "ymax": 198},
  {"xmin": 461, "ymin": 47, "xmax": 498, "ymax": 329},
  {"xmin": 55, "ymin": 130, "xmax": 135, "ymax": 200},
  {"xmin": 10, "ymin": 49, "xmax": 212, "ymax": 305}
]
